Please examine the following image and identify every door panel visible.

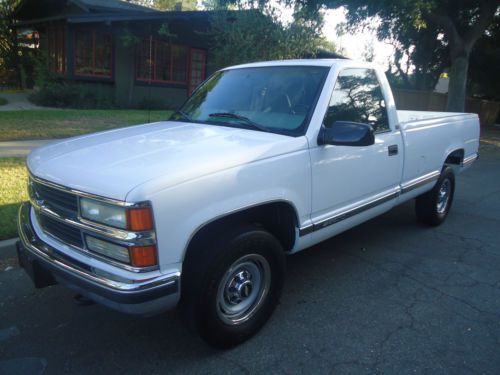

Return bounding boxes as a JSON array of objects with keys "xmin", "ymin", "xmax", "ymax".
[
  {"xmin": 310, "ymin": 68, "xmax": 403, "ymax": 224},
  {"xmin": 310, "ymin": 131, "xmax": 402, "ymax": 219}
]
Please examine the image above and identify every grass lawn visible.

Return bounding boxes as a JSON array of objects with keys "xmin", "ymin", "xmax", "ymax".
[
  {"xmin": 0, "ymin": 109, "xmax": 171, "ymax": 141},
  {"xmin": 0, "ymin": 158, "xmax": 28, "ymax": 240},
  {"xmin": 0, "ymin": 97, "xmax": 8, "ymax": 106}
]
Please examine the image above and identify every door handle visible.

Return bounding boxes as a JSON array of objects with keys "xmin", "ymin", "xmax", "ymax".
[{"xmin": 388, "ymin": 144, "xmax": 398, "ymax": 156}]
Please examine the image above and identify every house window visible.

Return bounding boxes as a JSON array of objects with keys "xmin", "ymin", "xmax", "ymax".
[
  {"xmin": 136, "ymin": 39, "xmax": 189, "ymax": 84},
  {"xmin": 189, "ymin": 49, "xmax": 207, "ymax": 94},
  {"xmin": 74, "ymin": 30, "xmax": 112, "ymax": 77},
  {"xmin": 47, "ymin": 26, "xmax": 66, "ymax": 74}
]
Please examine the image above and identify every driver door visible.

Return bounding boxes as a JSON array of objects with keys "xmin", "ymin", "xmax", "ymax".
[{"xmin": 309, "ymin": 68, "xmax": 403, "ymax": 235}]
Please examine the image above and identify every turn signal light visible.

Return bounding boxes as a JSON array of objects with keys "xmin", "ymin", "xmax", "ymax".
[
  {"xmin": 129, "ymin": 245, "xmax": 157, "ymax": 267},
  {"xmin": 126, "ymin": 207, "xmax": 154, "ymax": 231}
]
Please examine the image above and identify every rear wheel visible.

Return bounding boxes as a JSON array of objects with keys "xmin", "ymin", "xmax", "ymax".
[
  {"xmin": 415, "ymin": 166, "xmax": 455, "ymax": 226},
  {"xmin": 181, "ymin": 225, "xmax": 286, "ymax": 348}
]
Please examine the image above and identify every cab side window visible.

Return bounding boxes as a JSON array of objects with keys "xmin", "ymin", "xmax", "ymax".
[{"xmin": 323, "ymin": 68, "xmax": 390, "ymax": 133}]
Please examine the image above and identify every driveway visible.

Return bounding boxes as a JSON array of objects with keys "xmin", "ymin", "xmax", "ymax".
[{"xmin": 1, "ymin": 143, "xmax": 499, "ymax": 375}]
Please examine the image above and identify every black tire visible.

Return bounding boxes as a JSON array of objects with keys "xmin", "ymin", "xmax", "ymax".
[
  {"xmin": 415, "ymin": 166, "xmax": 455, "ymax": 226},
  {"xmin": 180, "ymin": 225, "xmax": 286, "ymax": 348}
]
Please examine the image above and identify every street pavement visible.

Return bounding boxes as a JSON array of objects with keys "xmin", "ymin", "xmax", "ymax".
[{"xmin": 0, "ymin": 143, "xmax": 499, "ymax": 375}]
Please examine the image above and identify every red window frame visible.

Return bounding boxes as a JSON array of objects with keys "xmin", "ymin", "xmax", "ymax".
[
  {"xmin": 188, "ymin": 48, "xmax": 207, "ymax": 95},
  {"xmin": 135, "ymin": 39, "xmax": 189, "ymax": 85},
  {"xmin": 47, "ymin": 25, "xmax": 66, "ymax": 74},
  {"xmin": 74, "ymin": 30, "xmax": 113, "ymax": 78}
]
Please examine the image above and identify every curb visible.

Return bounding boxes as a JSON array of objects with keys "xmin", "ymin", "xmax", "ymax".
[
  {"xmin": 0, "ymin": 238, "xmax": 18, "ymax": 249},
  {"xmin": 0, "ymin": 238, "xmax": 18, "ymax": 261}
]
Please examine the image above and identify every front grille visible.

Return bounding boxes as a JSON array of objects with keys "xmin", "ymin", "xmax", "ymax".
[
  {"xmin": 31, "ymin": 180, "xmax": 78, "ymax": 215},
  {"xmin": 39, "ymin": 214, "xmax": 84, "ymax": 248}
]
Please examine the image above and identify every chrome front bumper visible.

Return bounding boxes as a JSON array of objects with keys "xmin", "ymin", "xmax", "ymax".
[{"xmin": 17, "ymin": 202, "xmax": 180, "ymax": 316}]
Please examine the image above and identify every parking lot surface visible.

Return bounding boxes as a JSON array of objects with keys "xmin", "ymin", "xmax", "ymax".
[{"xmin": 1, "ymin": 143, "xmax": 499, "ymax": 375}]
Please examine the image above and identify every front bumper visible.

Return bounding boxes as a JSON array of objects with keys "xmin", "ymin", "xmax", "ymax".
[{"xmin": 17, "ymin": 202, "xmax": 180, "ymax": 316}]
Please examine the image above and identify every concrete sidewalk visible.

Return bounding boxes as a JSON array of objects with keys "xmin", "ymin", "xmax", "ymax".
[
  {"xmin": 0, "ymin": 92, "xmax": 54, "ymax": 111},
  {"xmin": 0, "ymin": 140, "xmax": 54, "ymax": 158}
]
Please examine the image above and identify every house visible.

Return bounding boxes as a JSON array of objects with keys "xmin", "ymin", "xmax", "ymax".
[{"xmin": 14, "ymin": 0, "xmax": 213, "ymax": 108}]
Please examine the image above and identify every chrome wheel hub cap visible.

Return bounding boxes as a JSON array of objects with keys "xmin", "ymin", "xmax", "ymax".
[
  {"xmin": 216, "ymin": 254, "xmax": 271, "ymax": 325},
  {"xmin": 226, "ymin": 270, "xmax": 254, "ymax": 304},
  {"xmin": 437, "ymin": 178, "xmax": 451, "ymax": 214}
]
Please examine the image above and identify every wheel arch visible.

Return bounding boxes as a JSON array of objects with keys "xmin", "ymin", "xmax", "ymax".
[
  {"xmin": 182, "ymin": 200, "xmax": 299, "ymax": 264},
  {"xmin": 444, "ymin": 148, "xmax": 464, "ymax": 174}
]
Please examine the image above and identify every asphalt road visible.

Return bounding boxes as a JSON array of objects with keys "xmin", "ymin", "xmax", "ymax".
[{"xmin": 1, "ymin": 143, "xmax": 499, "ymax": 375}]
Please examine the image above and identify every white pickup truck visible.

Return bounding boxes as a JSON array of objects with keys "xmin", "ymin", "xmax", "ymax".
[{"xmin": 17, "ymin": 59, "xmax": 479, "ymax": 348}]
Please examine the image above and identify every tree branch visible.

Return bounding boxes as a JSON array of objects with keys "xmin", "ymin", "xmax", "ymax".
[{"xmin": 463, "ymin": 0, "xmax": 498, "ymax": 51}]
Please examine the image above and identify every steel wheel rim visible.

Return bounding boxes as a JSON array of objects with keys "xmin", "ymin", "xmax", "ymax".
[
  {"xmin": 216, "ymin": 254, "xmax": 271, "ymax": 325},
  {"xmin": 437, "ymin": 178, "xmax": 451, "ymax": 214}
]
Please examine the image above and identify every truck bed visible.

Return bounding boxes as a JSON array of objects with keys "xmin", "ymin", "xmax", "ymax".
[{"xmin": 397, "ymin": 110, "xmax": 476, "ymax": 123}]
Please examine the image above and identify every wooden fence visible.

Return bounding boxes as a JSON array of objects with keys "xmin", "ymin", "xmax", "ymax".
[{"xmin": 393, "ymin": 89, "xmax": 500, "ymax": 127}]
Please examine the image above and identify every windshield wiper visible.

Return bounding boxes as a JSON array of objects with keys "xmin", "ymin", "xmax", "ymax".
[
  {"xmin": 208, "ymin": 112, "xmax": 268, "ymax": 132},
  {"xmin": 172, "ymin": 109, "xmax": 192, "ymax": 122}
]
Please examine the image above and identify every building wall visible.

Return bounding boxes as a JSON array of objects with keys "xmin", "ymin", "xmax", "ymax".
[{"xmin": 39, "ymin": 20, "xmax": 210, "ymax": 108}]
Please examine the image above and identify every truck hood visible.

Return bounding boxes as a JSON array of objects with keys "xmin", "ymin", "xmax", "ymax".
[{"xmin": 28, "ymin": 121, "xmax": 307, "ymax": 201}]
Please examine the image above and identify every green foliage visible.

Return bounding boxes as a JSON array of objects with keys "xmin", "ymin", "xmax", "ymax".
[
  {"xmin": 29, "ymin": 83, "xmax": 116, "ymax": 109},
  {"xmin": 137, "ymin": 97, "xmax": 177, "ymax": 110},
  {"xmin": 32, "ymin": 51, "xmax": 59, "ymax": 88},
  {"xmin": 0, "ymin": 0, "xmax": 21, "ymax": 87},
  {"xmin": 0, "ymin": 157, "xmax": 28, "ymax": 240},
  {"xmin": 207, "ymin": 5, "xmax": 330, "ymax": 70},
  {"xmin": 130, "ymin": 0, "xmax": 197, "ymax": 10},
  {"xmin": 469, "ymin": 18, "xmax": 500, "ymax": 101},
  {"xmin": 0, "ymin": 97, "xmax": 7, "ymax": 106},
  {"xmin": 158, "ymin": 23, "xmax": 176, "ymax": 39},
  {"xmin": 120, "ymin": 27, "xmax": 141, "ymax": 48},
  {"xmin": 311, "ymin": 0, "xmax": 499, "ymax": 110}
]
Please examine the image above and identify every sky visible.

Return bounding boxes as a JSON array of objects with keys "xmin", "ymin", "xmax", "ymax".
[
  {"xmin": 323, "ymin": 8, "xmax": 395, "ymax": 68},
  {"xmin": 275, "ymin": 3, "xmax": 395, "ymax": 67}
]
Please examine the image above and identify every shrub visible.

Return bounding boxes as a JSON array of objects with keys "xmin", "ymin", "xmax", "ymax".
[
  {"xmin": 0, "ymin": 97, "xmax": 8, "ymax": 106},
  {"xmin": 137, "ymin": 97, "xmax": 177, "ymax": 110},
  {"xmin": 29, "ymin": 83, "xmax": 116, "ymax": 109}
]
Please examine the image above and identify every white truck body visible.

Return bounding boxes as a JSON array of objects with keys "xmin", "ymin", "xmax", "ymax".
[{"xmin": 18, "ymin": 59, "xmax": 479, "ymax": 324}]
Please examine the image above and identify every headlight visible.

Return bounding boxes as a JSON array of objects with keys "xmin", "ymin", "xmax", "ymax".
[
  {"xmin": 80, "ymin": 198, "xmax": 127, "ymax": 229},
  {"xmin": 80, "ymin": 198, "xmax": 154, "ymax": 231},
  {"xmin": 85, "ymin": 235, "xmax": 157, "ymax": 267},
  {"xmin": 85, "ymin": 235, "xmax": 130, "ymax": 263}
]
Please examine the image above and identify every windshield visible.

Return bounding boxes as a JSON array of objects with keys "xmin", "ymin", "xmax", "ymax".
[{"xmin": 171, "ymin": 66, "xmax": 329, "ymax": 136}]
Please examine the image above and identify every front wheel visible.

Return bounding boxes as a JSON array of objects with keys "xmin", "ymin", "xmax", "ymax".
[
  {"xmin": 181, "ymin": 226, "xmax": 286, "ymax": 348},
  {"xmin": 415, "ymin": 166, "xmax": 455, "ymax": 226}
]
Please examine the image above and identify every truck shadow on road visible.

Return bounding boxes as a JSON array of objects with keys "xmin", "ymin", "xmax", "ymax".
[{"xmin": 3, "ymin": 200, "xmax": 499, "ymax": 374}]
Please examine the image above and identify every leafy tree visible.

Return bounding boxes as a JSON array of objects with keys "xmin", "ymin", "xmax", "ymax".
[
  {"xmin": 206, "ymin": 3, "xmax": 332, "ymax": 70},
  {"xmin": 0, "ymin": 0, "xmax": 21, "ymax": 87},
  {"xmin": 311, "ymin": 0, "xmax": 499, "ymax": 111},
  {"xmin": 131, "ymin": 0, "xmax": 197, "ymax": 10},
  {"xmin": 468, "ymin": 17, "xmax": 500, "ymax": 100}
]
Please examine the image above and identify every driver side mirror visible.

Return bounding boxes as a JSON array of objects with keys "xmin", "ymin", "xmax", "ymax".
[{"xmin": 318, "ymin": 121, "xmax": 375, "ymax": 146}]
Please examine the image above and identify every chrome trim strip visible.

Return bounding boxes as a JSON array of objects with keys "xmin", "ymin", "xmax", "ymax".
[
  {"xmin": 462, "ymin": 153, "xmax": 478, "ymax": 167},
  {"xmin": 298, "ymin": 224, "xmax": 313, "ymax": 237},
  {"xmin": 300, "ymin": 189, "xmax": 399, "ymax": 236},
  {"xmin": 400, "ymin": 170, "xmax": 440, "ymax": 194},
  {"xmin": 29, "ymin": 173, "xmax": 150, "ymax": 208},
  {"xmin": 18, "ymin": 203, "xmax": 179, "ymax": 292}
]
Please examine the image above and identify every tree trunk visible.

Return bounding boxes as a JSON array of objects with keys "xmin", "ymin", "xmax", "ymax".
[{"xmin": 446, "ymin": 52, "xmax": 469, "ymax": 112}]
